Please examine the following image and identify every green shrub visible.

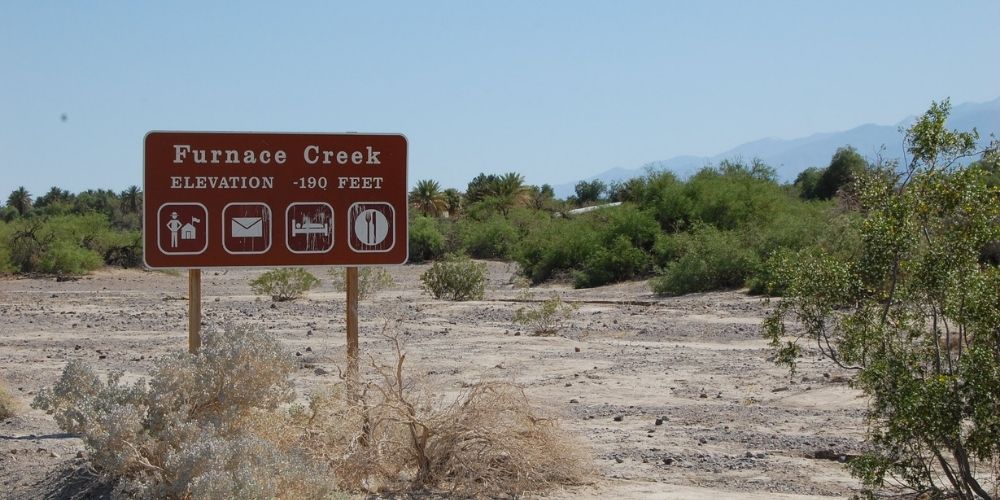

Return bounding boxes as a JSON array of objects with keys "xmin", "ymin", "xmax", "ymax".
[
  {"xmin": 328, "ymin": 267, "xmax": 394, "ymax": 300},
  {"xmin": 32, "ymin": 325, "xmax": 335, "ymax": 498},
  {"xmin": 250, "ymin": 268, "xmax": 320, "ymax": 302},
  {"xmin": 765, "ymin": 101, "xmax": 1000, "ymax": 496},
  {"xmin": 456, "ymin": 213, "xmax": 518, "ymax": 259},
  {"xmin": 0, "ymin": 379, "xmax": 18, "ymax": 419},
  {"xmin": 573, "ymin": 235, "xmax": 649, "ymax": 288},
  {"xmin": 514, "ymin": 217, "xmax": 600, "ymax": 283},
  {"xmin": 408, "ymin": 216, "xmax": 446, "ymax": 263},
  {"xmin": 420, "ymin": 254, "xmax": 487, "ymax": 301},
  {"xmin": 514, "ymin": 294, "xmax": 578, "ymax": 335},
  {"xmin": 650, "ymin": 225, "xmax": 756, "ymax": 295}
]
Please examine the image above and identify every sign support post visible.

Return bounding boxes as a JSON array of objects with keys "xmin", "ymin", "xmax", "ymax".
[
  {"xmin": 188, "ymin": 269, "xmax": 201, "ymax": 354},
  {"xmin": 345, "ymin": 266, "xmax": 360, "ymax": 393}
]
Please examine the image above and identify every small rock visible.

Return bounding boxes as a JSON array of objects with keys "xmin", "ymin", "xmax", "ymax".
[
  {"xmin": 614, "ymin": 457, "xmax": 624, "ymax": 464},
  {"xmin": 699, "ymin": 393, "xmax": 708, "ymax": 399},
  {"xmin": 270, "ymin": 303, "xmax": 277, "ymax": 309},
  {"xmin": 613, "ymin": 415, "xmax": 624, "ymax": 422},
  {"xmin": 654, "ymin": 418, "xmax": 664, "ymax": 426},
  {"xmin": 295, "ymin": 352, "xmax": 302, "ymax": 357},
  {"xmin": 574, "ymin": 347, "xmax": 581, "ymax": 352},
  {"xmin": 314, "ymin": 368, "xmax": 329, "ymax": 376},
  {"xmin": 698, "ymin": 437, "xmax": 707, "ymax": 445},
  {"xmin": 756, "ymin": 452, "xmax": 766, "ymax": 459},
  {"xmin": 745, "ymin": 451, "xmax": 754, "ymax": 458},
  {"xmin": 662, "ymin": 457, "xmax": 674, "ymax": 465},
  {"xmin": 76, "ymin": 451, "xmax": 85, "ymax": 459},
  {"xmin": 569, "ymin": 399, "xmax": 579, "ymax": 404},
  {"xmin": 305, "ymin": 346, "xmax": 312, "ymax": 352}
]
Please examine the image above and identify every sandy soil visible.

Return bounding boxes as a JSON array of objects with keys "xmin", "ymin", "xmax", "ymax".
[{"xmin": 0, "ymin": 262, "xmax": 867, "ymax": 499}]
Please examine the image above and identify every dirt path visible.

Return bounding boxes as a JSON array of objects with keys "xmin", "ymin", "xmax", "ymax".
[{"xmin": 0, "ymin": 263, "xmax": 866, "ymax": 498}]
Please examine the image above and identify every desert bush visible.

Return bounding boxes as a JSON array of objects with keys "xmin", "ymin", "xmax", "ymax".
[
  {"xmin": 0, "ymin": 378, "xmax": 19, "ymax": 419},
  {"xmin": 650, "ymin": 225, "xmax": 756, "ymax": 295},
  {"xmin": 32, "ymin": 325, "xmax": 336, "ymax": 499},
  {"xmin": 514, "ymin": 217, "xmax": 600, "ymax": 283},
  {"xmin": 328, "ymin": 267, "xmax": 394, "ymax": 300},
  {"xmin": 574, "ymin": 235, "xmax": 649, "ymax": 288},
  {"xmin": 766, "ymin": 101, "xmax": 1000, "ymax": 497},
  {"xmin": 456, "ymin": 213, "xmax": 518, "ymax": 259},
  {"xmin": 514, "ymin": 293, "xmax": 578, "ymax": 335},
  {"xmin": 250, "ymin": 267, "xmax": 320, "ymax": 302},
  {"xmin": 420, "ymin": 253, "xmax": 486, "ymax": 301},
  {"xmin": 408, "ymin": 216, "xmax": 446, "ymax": 263},
  {"xmin": 295, "ymin": 332, "xmax": 592, "ymax": 496}
]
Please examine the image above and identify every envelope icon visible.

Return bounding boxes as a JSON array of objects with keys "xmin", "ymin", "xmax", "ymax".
[{"xmin": 231, "ymin": 217, "xmax": 263, "ymax": 238}]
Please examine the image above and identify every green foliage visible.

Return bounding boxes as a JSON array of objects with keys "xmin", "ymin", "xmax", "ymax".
[
  {"xmin": 2, "ymin": 214, "xmax": 134, "ymax": 275},
  {"xmin": 514, "ymin": 216, "xmax": 600, "ymax": 284},
  {"xmin": 408, "ymin": 216, "xmax": 446, "ymax": 263},
  {"xmin": 765, "ymin": 100, "xmax": 1000, "ymax": 497},
  {"xmin": 456, "ymin": 213, "xmax": 519, "ymax": 259},
  {"xmin": 420, "ymin": 253, "xmax": 487, "ymax": 301},
  {"xmin": 794, "ymin": 166, "xmax": 824, "ymax": 199},
  {"xmin": 328, "ymin": 267, "xmax": 394, "ymax": 300},
  {"xmin": 650, "ymin": 225, "xmax": 756, "ymax": 295},
  {"xmin": 573, "ymin": 179, "xmax": 605, "ymax": 205},
  {"xmin": 813, "ymin": 146, "xmax": 866, "ymax": 200},
  {"xmin": 32, "ymin": 325, "xmax": 335, "ymax": 498},
  {"xmin": 514, "ymin": 293, "xmax": 578, "ymax": 335},
  {"xmin": 250, "ymin": 268, "xmax": 320, "ymax": 302}
]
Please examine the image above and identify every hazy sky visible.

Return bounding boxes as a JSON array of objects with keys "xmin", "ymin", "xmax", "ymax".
[{"xmin": 2, "ymin": 1, "xmax": 999, "ymax": 197}]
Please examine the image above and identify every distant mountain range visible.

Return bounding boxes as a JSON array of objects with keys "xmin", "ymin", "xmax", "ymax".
[{"xmin": 554, "ymin": 97, "xmax": 1000, "ymax": 198}]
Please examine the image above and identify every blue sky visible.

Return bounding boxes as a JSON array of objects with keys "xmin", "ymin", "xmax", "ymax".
[{"xmin": 2, "ymin": 1, "xmax": 999, "ymax": 197}]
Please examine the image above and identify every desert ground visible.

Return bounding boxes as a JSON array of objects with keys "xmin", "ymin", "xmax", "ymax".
[{"xmin": 0, "ymin": 262, "xmax": 867, "ymax": 499}]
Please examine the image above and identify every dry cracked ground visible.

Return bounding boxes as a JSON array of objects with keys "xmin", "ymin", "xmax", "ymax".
[{"xmin": 1, "ymin": 262, "xmax": 867, "ymax": 499}]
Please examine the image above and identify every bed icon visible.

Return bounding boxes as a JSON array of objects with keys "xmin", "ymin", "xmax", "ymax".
[
  {"xmin": 291, "ymin": 219, "xmax": 329, "ymax": 236},
  {"xmin": 285, "ymin": 202, "xmax": 335, "ymax": 253}
]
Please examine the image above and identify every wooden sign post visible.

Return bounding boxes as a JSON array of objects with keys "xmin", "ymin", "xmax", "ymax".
[
  {"xmin": 188, "ymin": 269, "xmax": 201, "ymax": 353},
  {"xmin": 345, "ymin": 267, "xmax": 360, "ymax": 392}
]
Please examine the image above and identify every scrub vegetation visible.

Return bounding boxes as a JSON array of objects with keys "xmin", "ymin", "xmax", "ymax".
[{"xmin": 32, "ymin": 324, "xmax": 590, "ymax": 498}]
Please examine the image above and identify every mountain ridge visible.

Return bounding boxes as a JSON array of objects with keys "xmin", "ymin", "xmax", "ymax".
[{"xmin": 553, "ymin": 97, "xmax": 1000, "ymax": 198}]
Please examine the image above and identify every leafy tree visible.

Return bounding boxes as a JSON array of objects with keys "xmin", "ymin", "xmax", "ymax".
[
  {"xmin": 765, "ymin": 100, "xmax": 1000, "ymax": 498},
  {"xmin": 814, "ymin": 146, "xmax": 866, "ymax": 200},
  {"xmin": 794, "ymin": 166, "xmax": 824, "ymax": 200},
  {"xmin": 410, "ymin": 179, "xmax": 448, "ymax": 217},
  {"xmin": 573, "ymin": 179, "xmax": 605, "ymax": 205},
  {"xmin": 6, "ymin": 186, "xmax": 32, "ymax": 216},
  {"xmin": 465, "ymin": 173, "xmax": 499, "ymax": 204}
]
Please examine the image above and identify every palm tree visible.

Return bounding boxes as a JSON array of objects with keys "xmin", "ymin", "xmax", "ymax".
[
  {"xmin": 6, "ymin": 186, "xmax": 32, "ymax": 216},
  {"xmin": 409, "ymin": 179, "xmax": 447, "ymax": 217},
  {"xmin": 442, "ymin": 188, "xmax": 463, "ymax": 217},
  {"xmin": 120, "ymin": 185, "xmax": 142, "ymax": 214},
  {"xmin": 492, "ymin": 172, "xmax": 529, "ymax": 215}
]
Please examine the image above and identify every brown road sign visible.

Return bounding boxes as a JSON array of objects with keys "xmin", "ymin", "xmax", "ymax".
[{"xmin": 144, "ymin": 132, "xmax": 408, "ymax": 268}]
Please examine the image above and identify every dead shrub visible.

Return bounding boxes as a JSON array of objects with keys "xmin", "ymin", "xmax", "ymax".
[
  {"xmin": 295, "ymin": 327, "xmax": 593, "ymax": 497},
  {"xmin": 32, "ymin": 324, "xmax": 338, "ymax": 499},
  {"xmin": 0, "ymin": 378, "xmax": 19, "ymax": 419}
]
